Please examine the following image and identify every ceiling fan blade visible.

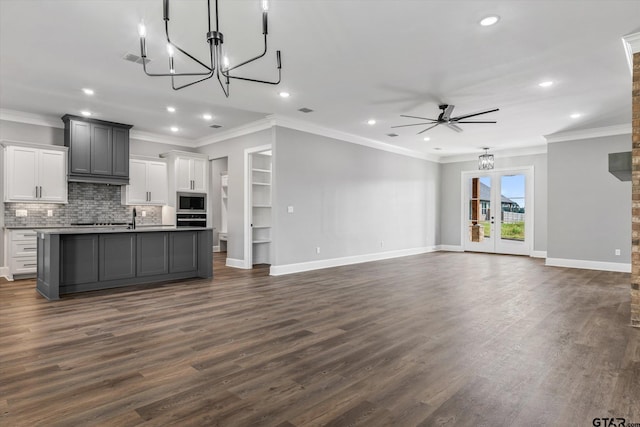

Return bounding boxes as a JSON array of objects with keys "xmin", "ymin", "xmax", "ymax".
[
  {"xmin": 446, "ymin": 123, "xmax": 464, "ymax": 133},
  {"xmin": 452, "ymin": 108, "xmax": 499, "ymax": 121},
  {"xmin": 391, "ymin": 122, "xmax": 437, "ymax": 128},
  {"xmin": 417, "ymin": 123, "xmax": 440, "ymax": 134},
  {"xmin": 400, "ymin": 114, "xmax": 437, "ymax": 121},
  {"xmin": 441, "ymin": 105, "xmax": 455, "ymax": 121},
  {"xmin": 454, "ymin": 121, "xmax": 497, "ymax": 124}
]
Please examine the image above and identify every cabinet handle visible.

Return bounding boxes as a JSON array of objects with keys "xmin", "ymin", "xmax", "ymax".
[
  {"xmin": 40, "ymin": 186, "xmax": 43, "ymax": 198},
  {"xmin": 35, "ymin": 186, "xmax": 38, "ymax": 198}
]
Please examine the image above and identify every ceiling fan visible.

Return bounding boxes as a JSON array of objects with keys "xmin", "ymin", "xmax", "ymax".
[{"xmin": 392, "ymin": 104, "xmax": 499, "ymax": 134}]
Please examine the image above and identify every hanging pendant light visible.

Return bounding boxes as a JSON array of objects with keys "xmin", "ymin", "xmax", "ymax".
[
  {"xmin": 478, "ymin": 147, "xmax": 494, "ymax": 170},
  {"xmin": 137, "ymin": 0, "xmax": 282, "ymax": 97}
]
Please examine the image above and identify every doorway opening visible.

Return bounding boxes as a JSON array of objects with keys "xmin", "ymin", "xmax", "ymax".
[{"xmin": 244, "ymin": 145, "xmax": 272, "ymax": 268}]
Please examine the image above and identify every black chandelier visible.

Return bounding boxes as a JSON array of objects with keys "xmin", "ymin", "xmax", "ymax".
[{"xmin": 137, "ymin": 0, "xmax": 282, "ymax": 97}]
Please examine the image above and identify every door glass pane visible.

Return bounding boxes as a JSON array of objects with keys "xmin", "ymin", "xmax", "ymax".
[
  {"xmin": 468, "ymin": 176, "xmax": 491, "ymax": 242},
  {"xmin": 500, "ymin": 174, "xmax": 525, "ymax": 241}
]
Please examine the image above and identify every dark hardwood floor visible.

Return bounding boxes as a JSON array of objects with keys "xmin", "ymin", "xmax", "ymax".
[{"xmin": 1, "ymin": 252, "xmax": 639, "ymax": 426}]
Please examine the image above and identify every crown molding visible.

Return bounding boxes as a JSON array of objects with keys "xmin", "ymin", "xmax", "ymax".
[
  {"xmin": 129, "ymin": 130, "xmax": 193, "ymax": 147},
  {"xmin": 439, "ymin": 144, "xmax": 547, "ymax": 164},
  {"xmin": 194, "ymin": 117, "xmax": 273, "ymax": 147},
  {"xmin": 622, "ymin": 32, "xmax": 640, "ymax": 75},
  {"xmin": 268, "ymin": 114, "xmax": 439, "ymax": 162},
  {"xmin": 0, "ymin": 109, "xmax": 63, "ymax": 128},
  {"xmin": 544, "ymin": 124, "xmax": 632, "ymax": 143}
]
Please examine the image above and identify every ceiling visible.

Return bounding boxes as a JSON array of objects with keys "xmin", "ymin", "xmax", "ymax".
[{"xmin": 1, "ymin": 0, "xmax": 639, "ymax": 158}]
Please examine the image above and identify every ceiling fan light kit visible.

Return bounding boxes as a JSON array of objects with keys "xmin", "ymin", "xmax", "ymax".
[
  {"xmin": 478, "ymin": 148, "xmax": 495, "ymax": 170},
  {"xmin": 137, "ymin": 0, "xmax": 282, "ymax": 97},
  {"xmin": 392, "ymin": 104, "xmax": 499, "ymax": 134}
]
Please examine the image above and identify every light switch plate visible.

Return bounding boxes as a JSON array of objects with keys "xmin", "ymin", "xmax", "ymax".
[
  {"xmin": 16, "ymin": 209, "xmax": 28, "ymax": 217},
  {"xmin": 287, "ymin": 206, "xmax": 294, "ymax": 213}
]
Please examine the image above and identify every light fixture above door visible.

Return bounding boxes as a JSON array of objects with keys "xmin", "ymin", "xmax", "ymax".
[
  {"xmin": 137, "ymin": 0, "xmax": 282, "ymax": 97},
  {"xmin": 478, "ymin": 147, "xmax": 494, "ymax": 170}
]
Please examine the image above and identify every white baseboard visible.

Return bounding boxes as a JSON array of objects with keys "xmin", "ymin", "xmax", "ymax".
[
  {"xmin": 226, "ymin": 258, "xmax": 250, "ymax": 269},
  {"xmin": 437, "ymin": 245, "xmax": 464, "ymax": 252},
  {"xmin": 531, "ymin": 250, "xmax": 547, "ymax": 259},
  {"xmin": 545, "ymin": 257, "xmax": 631, "ymax": 273},
  {"xmin": 269, "ymin": 246, "xmax": 438, "ymax": 276},
  {"xmin": 213, "ymin": 245, "xmax": 221, "ymax": 253},
  {"xmin": 0, "ymin": 266, "xmax": 10, "ymax": 281}
]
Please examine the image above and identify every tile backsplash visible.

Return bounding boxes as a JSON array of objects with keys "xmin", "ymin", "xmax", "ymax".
[{"xmin": 4, "ymin": 182, "xmax": 162, "ymax": 227}]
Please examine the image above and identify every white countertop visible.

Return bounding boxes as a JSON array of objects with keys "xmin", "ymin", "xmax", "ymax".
[{"xmin": 35, "ymin": 226, "xmax": 211, "ymax": 234}]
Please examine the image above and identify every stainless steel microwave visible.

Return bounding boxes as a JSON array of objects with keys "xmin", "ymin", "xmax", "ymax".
[{"xmin": 177, "ymin": 192, "xmax": 206, "ymax": 212}]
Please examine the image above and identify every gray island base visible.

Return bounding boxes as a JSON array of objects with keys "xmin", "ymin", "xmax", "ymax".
[{"xmin": 36, "ymin": 227, "xmax": 213, "ymax": 300}]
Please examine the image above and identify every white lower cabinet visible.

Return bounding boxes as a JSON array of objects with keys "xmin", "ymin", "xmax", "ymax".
[
  {"xmin": 121, "ymin": 159, "xmax": 168, "ymax": 205},
  {"xmin": 7, "ymin": 229, "xmax": 38, "ymax": 279}
]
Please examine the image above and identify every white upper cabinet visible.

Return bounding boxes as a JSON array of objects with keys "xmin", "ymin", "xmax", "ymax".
[
  {"xmin": 176, "ymin": 156, "xmax": 207, "ymax": 193},
  {"xmin": 121, "ymin": 159, "xmax": 168, "ymax": 205},
  {"xmin": 3, "ymin": 144, "xmax": 68, "ymax": 203}
]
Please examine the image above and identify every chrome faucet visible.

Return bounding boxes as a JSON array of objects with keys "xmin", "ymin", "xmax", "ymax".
[{"xmin": 131, "ymin": 207, "xmax": 137, "ymax": 230}]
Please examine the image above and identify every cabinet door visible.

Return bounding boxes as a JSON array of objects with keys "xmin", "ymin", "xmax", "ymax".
[
  {"xmin": 169, "ymin": 231, "xmax": 198, "ymax": 273},
  {"xmin": 126, "ymin": 160, "xmax": 148, "ymax": 204},
  {"xmin": 147, "ymin": 162, "xmax": 168, "ymax": 205},
  {"xmin": 176, "ymin": 157, "xmax": 192, "ymax": 191},
  {"xmin": 136, "ymin": 232, "xmax": 169, "ymax": 277},
  {"xmin": 112, "ymin": 128, "xmax": 129, "ymax": 177},
  {"xmin": 39, "ymin": 150, "xmax": 67, "ymax": 202},
  {"xmin": 192, "ymin": 158, "xmax": 207, "ymax": 192},
  {"xmin": 5, "ymin": 146, "xmax": 38, "ymax": 201},
  {"xmin": 60, "ymin": 235, "xmax": 99, "ymax": 286},
  {"xmin": 69, "ymin": 120, "xmax": 91, "ymax": 174},
  {"xmin": 90, "ymin": 124, "xmax": 113, "ymax": 175},
  {"xmin": 99, "ymin": 234, "xmax": 136, "ymax": 281}
]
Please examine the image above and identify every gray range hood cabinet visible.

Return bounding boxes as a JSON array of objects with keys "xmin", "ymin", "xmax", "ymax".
[
  {"xmin": 608, "ymin": 151, "xmax": 631, "ymax": 182},
  {"xmin": 62, "ymin": 114, "xmax": 133, "ymax": 185}
]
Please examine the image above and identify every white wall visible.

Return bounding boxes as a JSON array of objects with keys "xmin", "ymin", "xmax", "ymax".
[
  {"xmin": 439, "ymin": 153, "xmax": 548, "ymax": 253},
  {"xmin": 272, "ymin": 127, "xmax": 440, "ymax": 267},
  {"xmin": 547, "ymin": 134, "xmax": 631, "ymax": 265}
]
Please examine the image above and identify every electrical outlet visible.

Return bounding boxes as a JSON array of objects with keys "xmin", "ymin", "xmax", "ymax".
[
  {"xmin": 316, "ymin": 247, "xmax": 320, "ymax": 254},
  {"xmin": 615, "ymin": 249, "xmax": 621, "ymax": 256},
  {"xmin": 142, "ymin": 211, "xmax": 146, "ymax": 217},
  {"xmin": 16, "ymin": 209, "xmax": 27, "ymax": 217},
  {"xmin": 47, "ymin": 209, "xmax": 53, "ymax": 217}
]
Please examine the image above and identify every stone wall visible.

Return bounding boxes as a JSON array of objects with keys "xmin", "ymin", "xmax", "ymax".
[
  {"xmin": 4, "ymin": 182, "xmax": 162, "ymax": 227},
  {"xmin": 632, "ymin": 51, "xmax": 640, "ymax": 328}
]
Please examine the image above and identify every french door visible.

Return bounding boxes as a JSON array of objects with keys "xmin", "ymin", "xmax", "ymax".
[{"xmin": 462, "ymin": 167, "xmax": 533, "ymax": 255}]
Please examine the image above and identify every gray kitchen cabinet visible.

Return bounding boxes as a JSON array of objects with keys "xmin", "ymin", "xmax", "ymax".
[
  {"xmin": 62, "ymin": 114, "xmax": 133, "ymax": 185},
  {"xmin": 60, "ymin": 234, "xmax": 99, "ymax": 286},
  {"xmin": 99, "ymin": 234, "xmax": 136, "ymax": 281},
  {"xmin": 136, "ymin": 232, "xmax": 169, "ymax": 277},
  {"xmin": 169, "ymin": 231, "xmax": 198, "ymax": 273}
]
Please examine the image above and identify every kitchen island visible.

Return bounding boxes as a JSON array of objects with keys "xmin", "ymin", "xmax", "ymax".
[{"xmin": 36, "ymin": 226, "xmax": 212, "ymax": 300}]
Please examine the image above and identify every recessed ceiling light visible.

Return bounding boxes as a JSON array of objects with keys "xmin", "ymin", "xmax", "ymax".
[
  {"xmin": 433, "ymin": 147, "xmax": 442, "ymax": 151},
  {"xmin": 367, "ymin": 119, "xmax": 376, "ymax": 125},
  {"xmin": 170, "ymin": 126, "xmax": 179, "ymax": 132},
  {"xmin": 538, "ymin": 81, "xmax": 554, "ymax": 88},
  {"xmin": 82, "ymin": 88, "xmax": 94, "ymax": 96},
  {"xmin": 479, "ymin": 15, "xmax": 500, "ymax": 26},
  {"xmin": 80, "ymin": 111, "xmax": 92, "ymax": 117},
  {"xmin": 279, "ymin": 91, "xmax": 290, "ymax": 98},
  {"xmin": 423, "ymin": 137, "xmax": 431, "ymax": 141},
  {"xmin": 570, "ymin": 113, "xmax": 582, "ymax": 119},
  {"xmin": 166, "ymin": 106, "xmax": 176, "ymax": 113},
  {"xmin": 202, "ymin": 114, "xmax": 213, "ymax": 120}
]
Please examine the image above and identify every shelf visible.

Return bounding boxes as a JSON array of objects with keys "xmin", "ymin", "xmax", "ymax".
[
  {"xmin": 253, "ymin": 204, "xmax": 272, "ymax": 208},
  {"xmin": 252, "ymin": 182, "xmax": 271, "ymax": 186},
  {"xmin": 252, "ymin": 225, "xmax": 271, "ymax": 229},
  {"xmin": 252, "ymin": 168, "xmax": 271, "ymax": 173},
  {"xmin": 252, "ymin": 240, "xmax": 272, "ymax": 244}
]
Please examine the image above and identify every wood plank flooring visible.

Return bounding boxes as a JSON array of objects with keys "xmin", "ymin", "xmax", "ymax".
[{"xmin": 1, "ymin": 252, "xmax": 639, "ymax": 426}]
